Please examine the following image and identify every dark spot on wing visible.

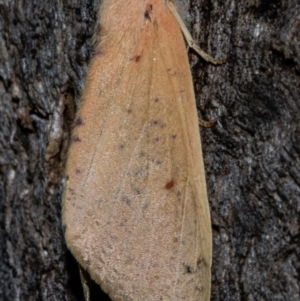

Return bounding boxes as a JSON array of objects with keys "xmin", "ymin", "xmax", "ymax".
[
  {"xmin": 184, "ymin": 264, "xmax": 194, "ymax": 274},
  {"xmin": 121, "ymin": 196, "xmax": 131, "ymax": 206},
  {"xmin": 75, "ymin": 169, "xmax": 81, "ymax": 174},
  {"xmin": 68, "ymin": 188, "xmax": 76, "ymax": 195},
  {"xmin": 142, "ymin": 202, "xmax": 149, "ymax": 210},
  {"xmin": 74, "ymin": 116, "xmax": 84, "ymax": 127},
  {"xmin": 118, "ymin": 221, "xmax": 124, "ymax": 227},
  {"xmin": 165, "ymin": 180, "xmax": 175, "ymax": 190},
  {"xmin": 134, "ymin": 166, "xmax": 147, "ymax": 177},
  {"xmin": 127, "ymin": 109, "xmax": 133, "ymax": 113},
  {"xmin": 140, "ymin": 151, "xmax": 146, "ymax": 157},
  {"xmin": 134, "ymin": 188, "xmax": 141, "ymax": 195},
  {"xmin": 171, "ymin": 134, "xmax": 177, "ymax": 139},
  {"xmin": 153, "ymin": 137, "xmax": 160, "ymax": 142},
  {"xmin": 130, "ymin": 54, "xmax": 142, "ymax": 62},
  {"xmin": 154, "ymin": 97, "xmax": 159, "ymax": 103},
  {"xmin": 144, "ymin": 3, "xmax": 153, "ymax": 21},
  {"xmin": 151, "ymin": 158, "xmax": 162, "ymax": 165},
  {"xmin": 167, "ymin": 68, "xmax": 177, "ymax": 76},
  {"xmin": 97, "ymin": 198, "xmax": 104, "ymax": 204},
  {"xmin": 72, "ymin": 135, "xmax": 81, "ymax": 143},
  {"xmin": 149, "ymin": 120, "xmax": 159, "ymax": 126},
  {"xmin": 149, "ymin": 119, "xmax": 166, "ymax": 128},
  {"xmin": 119, "ymin": 144, "xmax": 125, "ymax": 149}
]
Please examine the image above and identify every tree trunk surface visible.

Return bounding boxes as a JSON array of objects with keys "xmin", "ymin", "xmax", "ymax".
[{"xmin": 0, "ymin": 0, "xmax": 299, "ymax": 300}]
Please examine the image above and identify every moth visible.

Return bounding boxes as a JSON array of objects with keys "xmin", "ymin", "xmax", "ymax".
[{"xmin": 63, "ymin": 0, "xmax": 225, "ymax": 300}]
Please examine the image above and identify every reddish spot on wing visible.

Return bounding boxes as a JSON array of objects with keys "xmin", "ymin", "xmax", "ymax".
[
  {"xmin": 144, "ymin": 3, "xmax": 153, "ymax": 21},
  {"xmin": 130, "ymin": 54, "xmax": 142, "ymax": 62},
  {"xmin": 165, "ymin": 180, "xmax": 175, "ymax": 190}
]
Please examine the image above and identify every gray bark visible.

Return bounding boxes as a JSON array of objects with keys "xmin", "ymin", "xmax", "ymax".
[{"xmin": 0, "ymin": 0, "xmax": 299, "ymax": 300}]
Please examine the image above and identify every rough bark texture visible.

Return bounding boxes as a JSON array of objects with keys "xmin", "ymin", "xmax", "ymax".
[{"xmin": 0, "ymin": 0, "xmax": 299, "ymax": 300}]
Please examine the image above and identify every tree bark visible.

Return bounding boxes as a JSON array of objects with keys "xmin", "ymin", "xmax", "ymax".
[{"xmin": 0, "ymin": 0, "xmax": 299, "ymax": 300}]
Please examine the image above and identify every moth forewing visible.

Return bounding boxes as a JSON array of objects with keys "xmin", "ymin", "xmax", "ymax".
[{"xmin": 61, "ymin": 0, "xmax": 224, "ymax": 300}]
